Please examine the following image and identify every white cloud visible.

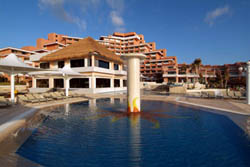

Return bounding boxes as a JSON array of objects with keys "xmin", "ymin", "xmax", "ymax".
[
  {"xmin": 205, "ymin": 5, "xmax": 231, "ymax": 26},
  {"xmin": 107, "ymin": 0, "xmax": 125, "ymax": 32},
  {"xmin": 38, "ymin": 0, "xmax": 126, "ymax": 32},
  {"xmin": 38, "ymin": 0, "xmax": 87, "ymax": 31},
  {"xmin": 110, "ymin": 11, "xmax": 124, "ymax": 26}
]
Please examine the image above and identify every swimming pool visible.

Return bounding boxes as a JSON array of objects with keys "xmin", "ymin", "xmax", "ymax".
[{"xmin": 16, "ymin": 99, "xmax": 250, "ymax": 167}]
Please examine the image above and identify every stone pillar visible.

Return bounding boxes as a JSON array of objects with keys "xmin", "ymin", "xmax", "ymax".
[
  {"xmin": 121, "ymin": 54, "xmax": 145, "ymax": 112},
  {"xmin": 65, "ymin": 77, "xmax": 70, "ymax": 97},
  {"xmin": 91, "ymin": 55, "xmax": 95, "ymax": 67},
  {"xmin": 10, "ymin": 74, "xmax": 15, "ymax": 102},
  {"xmin": 120, "ymin": 78, "xmax": 123, "ymax": 88},
  {"xmin": 91, "ymin": 76, "xmax": 96, "ymax": 89},
  {"xmin": 84, "ymin": 58, "xmax": 88, "ymax": 67},
  {"xmin": 49, "ymin": 77, "xmax": 54, "ymax": 88},
  {"xmin": 88, "ymin": 77, "xmax": 92, "ymax": 88},
  {"xmin": 110, "ymin": 62, "xmax": 114, "ymax": 70},
  {"xmin": 32, "ymin": 77, "xmax": 37, "ymax": 88},
  {"xmin": 111, "ymin": 78, "xmax": 114, "ymax": 88}
]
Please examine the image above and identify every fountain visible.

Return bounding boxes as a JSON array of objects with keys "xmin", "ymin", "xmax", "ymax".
[{"xmin": 122, "ymin": 53, "xmax": 146, "ymax": 112}]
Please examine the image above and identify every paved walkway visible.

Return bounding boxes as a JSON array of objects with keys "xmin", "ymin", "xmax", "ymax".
[{"xmin": 175, "ymin": 96, "xmax": 250, "ymax": 115}]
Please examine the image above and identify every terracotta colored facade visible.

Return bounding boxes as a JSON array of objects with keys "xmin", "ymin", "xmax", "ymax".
[
  {"xmin": 162, "ymin": 61, "xmax": 246, "ymax": 87},
  {"xmin": 98, "ymin": 32, "xmax": 175, "ymax": 82},
  {"xmin": 21, "ymin": 33, "xmax": 82, "ymax": 52},
  {"xmin": 0, "ymin": 47, "xmax": 34, "ymax": 61},
  {"xmin": 162, "ymin": 63, "xmax": 217, "ymax": 83},
  {"xmin": 0, "ymin": 47, "xmax": 35, "ymax": 83}
]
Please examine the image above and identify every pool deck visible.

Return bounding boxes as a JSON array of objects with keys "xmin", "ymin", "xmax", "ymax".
[{"xmin": 0, "ymin": 94, "xmax": 249, "ymax": 144}]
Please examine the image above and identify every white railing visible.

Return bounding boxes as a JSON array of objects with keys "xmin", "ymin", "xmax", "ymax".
[{"xmin": 72, "ymin": 67, "xmax": 127, "ymax": 75}]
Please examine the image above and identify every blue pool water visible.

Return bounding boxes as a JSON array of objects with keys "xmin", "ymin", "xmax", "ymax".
[{"xmin": 17, "ymin": 99, "xmax": 250, "ymax": 167}]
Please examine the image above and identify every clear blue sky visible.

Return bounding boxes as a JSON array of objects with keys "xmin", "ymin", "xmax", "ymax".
[{"xmin": 0, "ymin": 0, "xmax": 249, "ymax": 65}]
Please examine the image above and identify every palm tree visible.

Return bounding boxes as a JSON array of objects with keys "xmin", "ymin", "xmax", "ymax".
[
  {"xmin": 216, "ymin": 70, "xmax": 224, "ymax": 88},
  {"xmin": 224, "ymin": 66, "xmax": 230, "ymax": 88},
  {"xmin": 192, "ymin": 58, "xmax": 202, "ymax": 82}
]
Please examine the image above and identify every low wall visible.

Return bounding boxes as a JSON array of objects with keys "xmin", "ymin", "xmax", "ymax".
[
  {"xmin": 169, "ymin": 86, "xmax": 187, "ymax": 94},
  {"xmin": 93, "ymin": 87, "xmax": 126, "ymax": 94},
  {"xmin": 187, "ymin": 89, "xmax": 227, "ymax": 94},
  {"xmin": 29, "ymin": 88, "xmax": 51, "ymax": 93},
  {"xmin": 141, "ymin": 82, "xmax": 164, "ymax": 89},
  {"xmin": 0, "ymin": 85, "xmax": 27, "ymax": 93},
  {"xmin": 29, "ymin": 87, "xmax": 127, "ymax": 94}
]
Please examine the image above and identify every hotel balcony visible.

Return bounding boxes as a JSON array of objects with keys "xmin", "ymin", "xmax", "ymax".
[
  {"xmin": 163, "ymin": 73, "xmax": 199, "ymax": 78},
  {"xmin": 72, "ymin": 67, "xmax": 127, "ymax": 76}
]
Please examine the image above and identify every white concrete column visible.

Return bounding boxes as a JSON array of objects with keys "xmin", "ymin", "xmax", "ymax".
[
  {"xmin": 247, "ymin": 61, "xmax": 250, "ymax": 105},
  {"xmin": 65, "ymin": 77, "xmax": 70, "ymax": 97},
  {"xmin": 49, "ymin": 77, "xmax": 54, "ymax": 88},
  {"xmin": 121, "ymin": 54, "xmax": 145, "ymax": 112},
  {"xmin": 110, "ymin": 62, "xmax": 114, "ymax": 70},
  {"xmin": 91, "ymin": 76, "xmax": 96, "ymax": 89},
  {"xmin": 84, "ymin": 58, "xmax": 88, "ymax": 67},
  {"xmin": 32, "ymin": 77, "xmax": 37, "ymax": 88},
  {"xmin": 88, "ymin": 77, "xmax": 92, "ymax": 88},
  {"xmin": 111, "ymin": 78, "xmax": 114, "ymax": 88},
  {"xmin": 91, "ymin": 55, "xmax": 95, "ymax": 67},
  {"xmin": 10, "ymin": 74, "xmax": 15, "ymax": 102},
  {"xmin": 120, "ymin": 78, "xmax": 123, "ymax": 88}
]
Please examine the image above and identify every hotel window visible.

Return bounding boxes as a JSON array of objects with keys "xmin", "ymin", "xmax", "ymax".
[
  {"xmin": 70, "ymin": 59, "xmax": 84, "ymax": 68},
  {"xmin": 58, "ymin": 61, "xmax": 64, "ymax": 68},
  {"xmin": 98, "ymin": 60, "xmax": 109, "ymax": 69},
  {"xmin": 96, "ymin": 78, "xmax": 110, "ymax": 88},
  {"xmin": 123, "ymin": 80, "xmax": 127, "ymax": 87},
  {"xmin": 36, "ymin": 79, "xmax": 49, "ymax": 88},
  {"xmin": 54, "ymin": 79, "xmax": 64, "ymax": 88},
  {"xmin": 114, "ymin": 79, "xmax": 120, "ymax": 87},
  {"xmin": 70, "ymin": 78, "xmax": 89, "ymax": 88},
  {"xmin": 114, "ymin": 64, "xmax": 119, "ymax": 70},
  {"xmin": 40, "ymin": 62, "xmax": 50, "ymax": 69},
  {"xmin": 88, "ymin": 58, "xmax": 92, "ymax": 66}
]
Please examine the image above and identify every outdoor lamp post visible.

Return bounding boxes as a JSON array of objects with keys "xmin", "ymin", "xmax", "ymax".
[{"xmin": 239, "ymin": 61, "xmax": 250, "ymax": 105}]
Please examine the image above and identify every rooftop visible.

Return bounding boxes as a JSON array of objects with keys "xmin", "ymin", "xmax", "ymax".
[{"xmin": 41, "ymin": 37, "xmax": 123, "ymax": 63}]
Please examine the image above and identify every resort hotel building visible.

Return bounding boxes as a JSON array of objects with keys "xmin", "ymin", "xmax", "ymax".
[
  {"xmin": 29, "ymin": 37, "xmax": 127, "ymax": 94},
  {"xmin": 97, "ymin": 32, "xmax": 176, "ymax": 82},
  {"xmin": 0, "ymin": 32, "xmax": 247, "ymax": 89}
]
